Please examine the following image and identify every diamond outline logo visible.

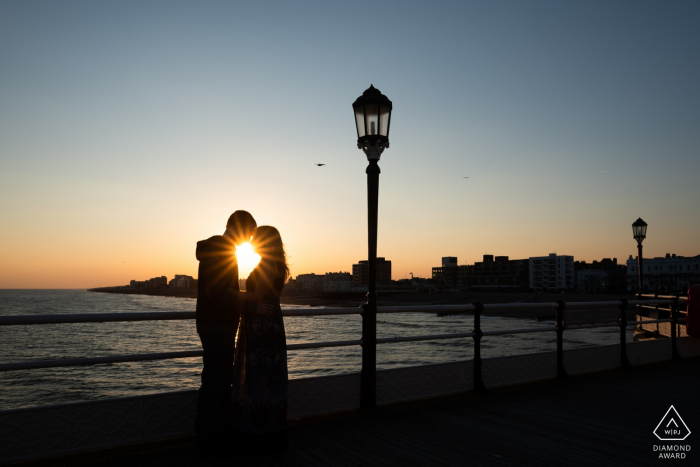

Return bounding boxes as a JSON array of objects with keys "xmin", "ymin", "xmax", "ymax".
[{"xmin": 654, "ymin": 405, "xmax": 691, "ymax": 441}]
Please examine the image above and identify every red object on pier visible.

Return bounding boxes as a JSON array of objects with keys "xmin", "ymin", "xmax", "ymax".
[{"xmin": 687, "ymin": 285, "xmax": 700, "ymax": 337}]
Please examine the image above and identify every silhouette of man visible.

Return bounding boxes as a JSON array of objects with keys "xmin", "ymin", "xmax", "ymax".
[{"xmin": 194, "ymin": 210, "xmax": 256, "ymax": 457}]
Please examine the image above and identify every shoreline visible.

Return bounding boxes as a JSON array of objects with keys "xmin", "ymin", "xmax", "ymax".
[{"xmin": 88, "ymin": 287, "xmax": 638, "ymax": 319}]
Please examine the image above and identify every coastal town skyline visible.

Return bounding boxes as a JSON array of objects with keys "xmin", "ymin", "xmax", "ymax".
[{"xmin": 1, "ymin": 1, "xmax": 699, "ymax": 288}]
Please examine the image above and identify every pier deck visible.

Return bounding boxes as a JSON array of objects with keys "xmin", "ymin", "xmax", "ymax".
[{"xmin": 22, "ymin": 357, "xmax": 698, "ymax": 467}]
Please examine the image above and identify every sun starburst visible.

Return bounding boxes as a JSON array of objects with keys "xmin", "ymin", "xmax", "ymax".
[{"xmin": 235, "ymin": 242, "xmax": 261, "ymax": 279}]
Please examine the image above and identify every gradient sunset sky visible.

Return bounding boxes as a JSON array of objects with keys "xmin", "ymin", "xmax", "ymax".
[{"xmin": 1, "ymin": 0, "xmax": 699, "ymax": 288}]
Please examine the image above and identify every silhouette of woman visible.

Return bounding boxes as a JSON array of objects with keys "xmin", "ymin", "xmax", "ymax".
[{"xmin": 227, "ymin": 225, "xmax": 289, "ymax": 452}]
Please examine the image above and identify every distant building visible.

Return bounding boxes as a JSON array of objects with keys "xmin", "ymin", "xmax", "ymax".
[
  {"xmin": 352, "ymin": 258, "xmax": 391, "ymax": 286},
  {"xmin": 296, "ymin": 273, "xmax": 325, "ymax": 291},
  {"xmin": 626, "ymin": 253, "xmax": 700, "ymax": 293},
  {"xmin": 323, "ymin": 272, "xmax": 353, "ymax": 292},
  {"xmin": 473, "ymin": 255, "xmax": 529, "ymax": 291},
  {"xmin": 324, "ymin": 280, "xmax": 353, "ymax": 292},
  {"xmin": 529, "ymin": 254, "xmax": 574, "ymax": 292},
  {"xmin": 288, "ymin": 271, "xmax": 354, "ymax": 292},
  {"xmin": 432, "ymin": 257, "xmax": 473, "ymax": 290},
  {"xmin": 131, "ymin": 276, "xmax": 168, "ymax": 289},
  {"xmin": 325, "ymin": 272, "xmax": 352, "ymax": 283},
  {"xmin": 395, "ymin": 277, "xmax": 439, "ymax": 293},
  {"xmin": 171, "ymin": 274, "xmax": 195, "ymax": 289},
  {"xmin": 574, "ymin": 258, "xmax": 626, "ymax": 293}
]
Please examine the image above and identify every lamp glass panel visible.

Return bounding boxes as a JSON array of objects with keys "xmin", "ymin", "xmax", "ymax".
[
  {"xmin": 366, "ymin": 104, "xmax": 379, "ymax": 135},
  {"xmin": 640, "ymin": 225, "xmax": 647, "ymax": 238},
  {"xmin": 379, "ymin": 105, "xmax": 391, "ymax": 136},
  {"xmin": 354, "ymin": 107, "xmax": 366, "ymax": 138}
]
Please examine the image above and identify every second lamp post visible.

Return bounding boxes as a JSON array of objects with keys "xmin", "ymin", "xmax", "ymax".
[{"xmin": 353, "ymin": 85, "xmax": 392, "ymax": 410}]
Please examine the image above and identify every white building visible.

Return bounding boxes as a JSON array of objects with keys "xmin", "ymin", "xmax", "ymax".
[
  {"xmin": 295, "ymin": 273, "xmax": 325, "ymax": 291},
  {"xmin": 529, "ymin": 254, "xmax": 574, "ymax": 291},
  {"xmin": 626, "ymin": 253, "xmax": 700, "ymax": 292}
]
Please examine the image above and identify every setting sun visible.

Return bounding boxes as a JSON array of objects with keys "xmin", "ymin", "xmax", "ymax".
[{"xmin": 236, "ymin": 242, "xmax": 261, "ymax": 279}]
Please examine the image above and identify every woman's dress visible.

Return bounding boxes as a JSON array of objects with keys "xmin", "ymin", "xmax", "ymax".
[{"xmin": 231, "ymin": 260, "xmax": 288, "ymax": 442}]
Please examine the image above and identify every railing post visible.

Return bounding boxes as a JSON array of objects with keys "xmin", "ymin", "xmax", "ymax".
[
  {"xmin": 555, "ymin": 300, "xmax": 568, "ymax": 380},
  {"xmin": 654, "ymin": 290, "xmax": 660, "ymax": 334},
  {"xmin": 671, "ymin": 295, "xmax": 683, "ymax": 362},
  {"xmin": 360, "ymin": 302, "xmax": 376, "ymax": 411},
  {"xmin": 619, "ymin": 299, "xmax": 632, "ymax": 369},
  {"xmin": 471, "ymin": 301, "xmax": 487, "ymax": 393}
]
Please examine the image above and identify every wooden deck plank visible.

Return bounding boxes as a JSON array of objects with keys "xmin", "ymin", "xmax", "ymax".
[
  {"xmin": 320, "ymin": 418, "xmax": 456, "ymax": 467},
  {"xmin": 372, "ymin": 412, "xmax": 526, "ymax": 467},
  {"xmin": 390, "ymin": 407, "xmax": 560, "ymax": 467},
  {"xmin": 345, "ymin": 420, "xmax": 468, "ymax": 467},
  {"xmin": 291, "ymin": 439, "xmax": 369, "ymax": 467},
  {"xmin": 311, "ymin": 422, "xmax": 415, "ymax": 467},
  {"xmin": 290, "ymin": 442, "xmax": 357, "ymax": 467},
  {"xmin": 420, "ymin": 409, "xmax": 602, "ymax": 467},
  {"xmin": 297, "ymin": 423, "xmax": 391, "ymax": 467},
  {"xmin": 287, "ymin": 439, "xmax": 350, "ymax": 467},
  {"xmin": 475, "ymin": 397, "xmax": 646, "ymax": 446},
  {"xmin": 435, "ymin": 404, "xmax": 643, "ymax": 467}
]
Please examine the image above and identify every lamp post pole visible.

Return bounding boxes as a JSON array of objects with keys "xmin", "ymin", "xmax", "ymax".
[
  {"xmin": 353, "ymin": 85, "xmax": 392, "ymax": 411},
  {"xmin": 632, "ymin": 218, "xmax": 647, "ymax": 297},
  {"xmin": 363, "ymin": 158, "xmax": 379, "ymax": 411},
  {"xmin": 637, "ymin": 242, "xmax": 644, "ymax": 297}
]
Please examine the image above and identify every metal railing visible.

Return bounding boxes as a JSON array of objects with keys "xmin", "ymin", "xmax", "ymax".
[{"xmin": 0, "ymin": 297, "xmax": 689, "ymax": 404}]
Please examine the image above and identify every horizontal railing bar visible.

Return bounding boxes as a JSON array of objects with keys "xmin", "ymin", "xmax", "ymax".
[
  {"xmin": 482, "ymin": 327, "xmax": 555, "ymax": 336},
  {"xmin": 0, "ymin": 312, "xmax": 196, "ymax": 326},
  {"xmin": 640, "ymin": 294, "xmax": 688, "ymax": 301},
  {"xmin": 378, "ymin": 305, "xmax": 474, "ymax": 313},
  {"xmin": 638, "ymin": 305, "xmax": 672, "ymax": 311},
  {"xmin": 482, "ymin": 302, "xmax": 557, "ymax": 310},
  {"xmin": 565, "ymin": 322, "xmax": 618, "ymax": 329},
  {"xmin": 282, "ymin": 308, "xmax": 362, "ymax": 316},
  {"xmin": 377, "ymin": 332, "xmax": 475, "ymax": 343},
  {"xmin": 0, "ymin": 350, "xmax": 203, "ymax": 372},
  {"xmin": 556, "ymin": 301, "xmax": 621, "ymax": 308},
  {"xmin": 0, "ymin": 309, "xmax": 362, "ymax": 326},
  {"xmin": 287, "ymin": 339, "xmax": 362, "ymax": 350},
  {"xmin": 628, "ymin": 319, "xmax": 673, "ymax": 325},
  {"xmin": 2, "ymin": 299, "xmax": 683, "ymax": 326},
  {"xmin": 626, "ymin": 299, "xmax": 673, "ymax": 306}
]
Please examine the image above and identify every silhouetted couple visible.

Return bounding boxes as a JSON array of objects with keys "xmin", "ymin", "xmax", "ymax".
[{"xmin": 194, "ymin": 210, "xmax": 289, "ymax": 460}]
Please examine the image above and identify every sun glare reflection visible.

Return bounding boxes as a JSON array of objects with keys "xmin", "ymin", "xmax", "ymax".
[{"xmin": 235, "ymin": 242, "xmax": 261, "ymax": 279}]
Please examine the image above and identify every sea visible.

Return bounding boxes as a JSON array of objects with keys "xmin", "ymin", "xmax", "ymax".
[{"xmin": 0, "ymin": 289, "xmax": 634, "ymax": 411}]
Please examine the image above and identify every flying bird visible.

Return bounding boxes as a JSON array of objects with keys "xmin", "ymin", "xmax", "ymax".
[
  {"xmin": 316, "ymin": 164, "xmax": 326, "ymax": 166},
  {"xmin": 463, "ymin": 177, "xmax": 470, "ymax": 179}
]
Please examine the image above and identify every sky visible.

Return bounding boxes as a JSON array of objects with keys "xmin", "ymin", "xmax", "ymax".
[{"xmin": 1, "ymin": 0, "xmax": 699, "ymax": 288}]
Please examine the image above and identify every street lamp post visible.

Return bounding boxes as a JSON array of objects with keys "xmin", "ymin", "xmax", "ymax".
[
  {"xmin": 632, "ymin": 218, "xmax": 647, "ymax": 296},
  {"xmin": 353, "ymin": 85, "xmax": 392, "ymax": 411}
]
